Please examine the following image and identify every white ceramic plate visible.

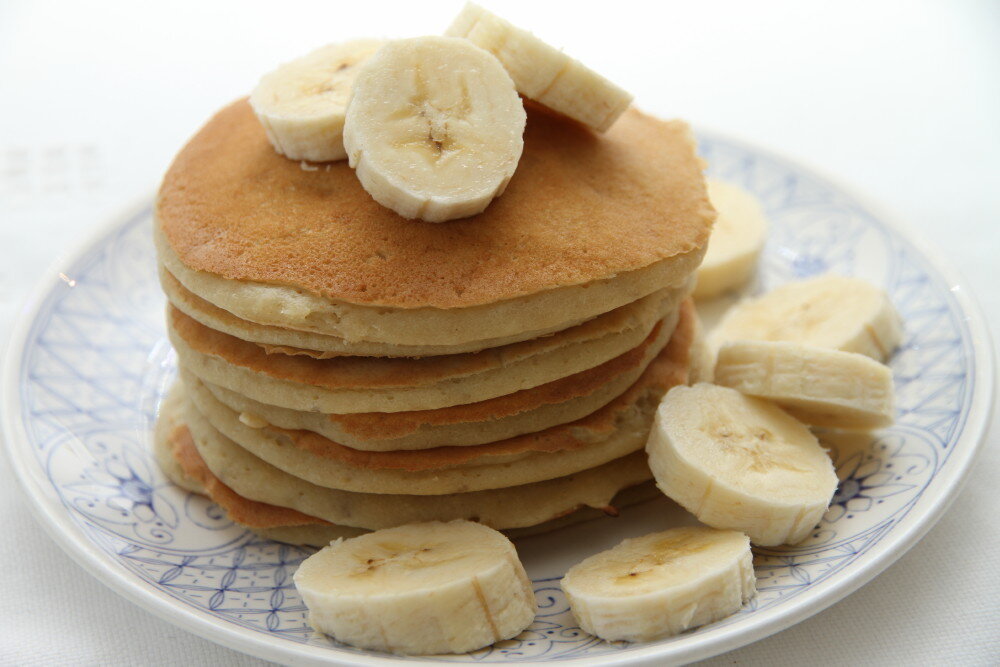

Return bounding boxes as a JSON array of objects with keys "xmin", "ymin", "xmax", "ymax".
[{"xmin": 4, "ymin": 134, "xmax": 993, "ymax": 666}]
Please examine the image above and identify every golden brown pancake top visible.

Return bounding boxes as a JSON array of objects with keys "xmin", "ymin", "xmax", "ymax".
[
  {"xmin": 157, "ymin": 99, "xmax": 714, "ymax": 309},
  {"xmin": 263, "ymin": 301, "xmax": 693, "ymax": 471}
]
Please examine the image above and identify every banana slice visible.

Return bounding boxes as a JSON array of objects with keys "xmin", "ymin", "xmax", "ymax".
[
  {"xmin": 293, "ymin": 520, "xmax": 536, "ymax": 655},
  {"xmin": 694, "ymin": 180, "xmax": 769, "ymax": 300},
  {"xmin": 715, "ymin": 340, "xmax": 895, "ymax": 430},
  {"xmin": 343, "ymin": 36, "xmax": 525, "ymax": 223},
  {"xmin": 446, "ymin": 3, "xmax": 633, "ymax": 132},
  {"xmin": 250, "ymin": 40, "xmax": 385, "ymax": 162},
  {"xmin": 646, "ymin": 384, "xmax": 838, "ymax": 546},
  {"xmin": 561, "ymin": 527, "xmax": 754, "ymax": 642},
  {"xmin": 710, "ymin": 274, "xmax": 903, "ymax": 362}
]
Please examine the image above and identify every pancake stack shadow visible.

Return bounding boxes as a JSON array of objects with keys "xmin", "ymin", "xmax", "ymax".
[{"xmin": 153, "ymin": 100, "xmax": 715, "ymax": 545}]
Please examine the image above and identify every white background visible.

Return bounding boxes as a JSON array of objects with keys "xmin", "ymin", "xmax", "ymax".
[{"xmin": 1, "ymin": 0, "xmax": 998, "ymax": 664}]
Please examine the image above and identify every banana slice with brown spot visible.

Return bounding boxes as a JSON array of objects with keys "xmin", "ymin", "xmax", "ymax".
[
  {"xmin": 293, "ymin": 520, "xmax": 536, "ymax": 654},
  {"xmin": 646, "ymin": 383, "xmax": 838, "ymax": 546},
  {"xmin": 561, "ymin": 526, "xmax": 754, "ymax": 641}
]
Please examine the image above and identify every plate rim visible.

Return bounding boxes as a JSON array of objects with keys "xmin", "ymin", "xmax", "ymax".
[{"xmin": 3, "ymin": 138, "xmax": 995, "ymax": 666}]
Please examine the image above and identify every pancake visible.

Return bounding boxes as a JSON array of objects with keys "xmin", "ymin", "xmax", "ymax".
[
  {"xmin": 155, "ymin": 402, "xmax": 367, "ymax": 539},
  {"xmin": 156, "ymin": 407, "xmax": 659, "ymax": 545},
  {"xmin": 177, "ymin": 391, "xmax": 654, "ymax": 531},
  {"xmin": 156, "ymin": 100, "xmax": 713, "ymax": 345},
  {"xmin": 183, "ymin": 311, "xmax": 688, "ymax": 493},
  {"xmin": 201, "ymin": 355, "xmax": 640, "ymax": 450},
  {"xmin": 153, "ymin": 398, "xmax": 205, "ymax": 495},
  {"xmin": 203, "ymin": 301, "xmax": 696, "ymax": 451},
  {"xmin": 253, "ymin": 483, "xmax": 662, "ymax": 546},
  {"xmin": 179, "ymin": 301, "xmax": 693, "ymax": 492},
  {"xmin": 164, "ymin": 425, "xmax": 330, "ymax": 529},
  {"xmin": 170, "ymin": 304, "xmax": 677, "ymax": 414},
  {"xmin": 188, "ymin": 382, "xmax": 652, "ymax": 494},
  {"xmin": 162, "ymin": 266, "xmax": 690, "ymax": 359},
  {"xmin": 166, "ymin": 280, "xmax": 681, "ymax": 396}
]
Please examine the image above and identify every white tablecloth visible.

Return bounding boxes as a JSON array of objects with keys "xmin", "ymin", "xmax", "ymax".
[{"xmin": 2, "ymin": 1, "xmax": 997, "ymax": 664}]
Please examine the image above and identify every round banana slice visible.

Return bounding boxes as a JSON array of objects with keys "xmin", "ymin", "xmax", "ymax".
[
  {"xmin": 561, "ymin": 526, "xmax": 754, "ymax": 642},
  {"xmin": 250, "ymin": 39, "xmax": 385, "ymax": 162},
  {"xmin": 694, "ymin": 180, "xmax": 769, "ymax": 300},
  {"xmin": 710, "ymin": 274, "xmax": 903, "ymax": 362},
  {"xmin": 293, "ymin": 520, "xmax": 536, "ymax": 655},
  {"xmin": 343, "ymin": 36, "xmax": 526, "ymax": 223},
  {"xmin": 646, "ymin": 384, "xmax": 838, "ymax": 546},
  {"xmin": 446, "ymin": 3, "xmax": 633, "ymax": 132},
  {"xmin": 715, "ymin": 340, "xmax": 895, "ymax": 430}
]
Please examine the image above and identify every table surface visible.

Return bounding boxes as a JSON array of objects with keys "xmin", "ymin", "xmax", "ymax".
[{"xmin": 2, "ymin": 1, "xmax": 997, "ymax": 664}]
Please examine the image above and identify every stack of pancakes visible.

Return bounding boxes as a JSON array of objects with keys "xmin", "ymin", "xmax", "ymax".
[{"xmin": 153, "ymin": 99, "xmax": 715, "ymax": 546}]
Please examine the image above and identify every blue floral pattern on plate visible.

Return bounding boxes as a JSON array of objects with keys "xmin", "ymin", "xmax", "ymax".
[{"xmin": 5, "ymin": 134, "xmax": 990, "ymax": 664}]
